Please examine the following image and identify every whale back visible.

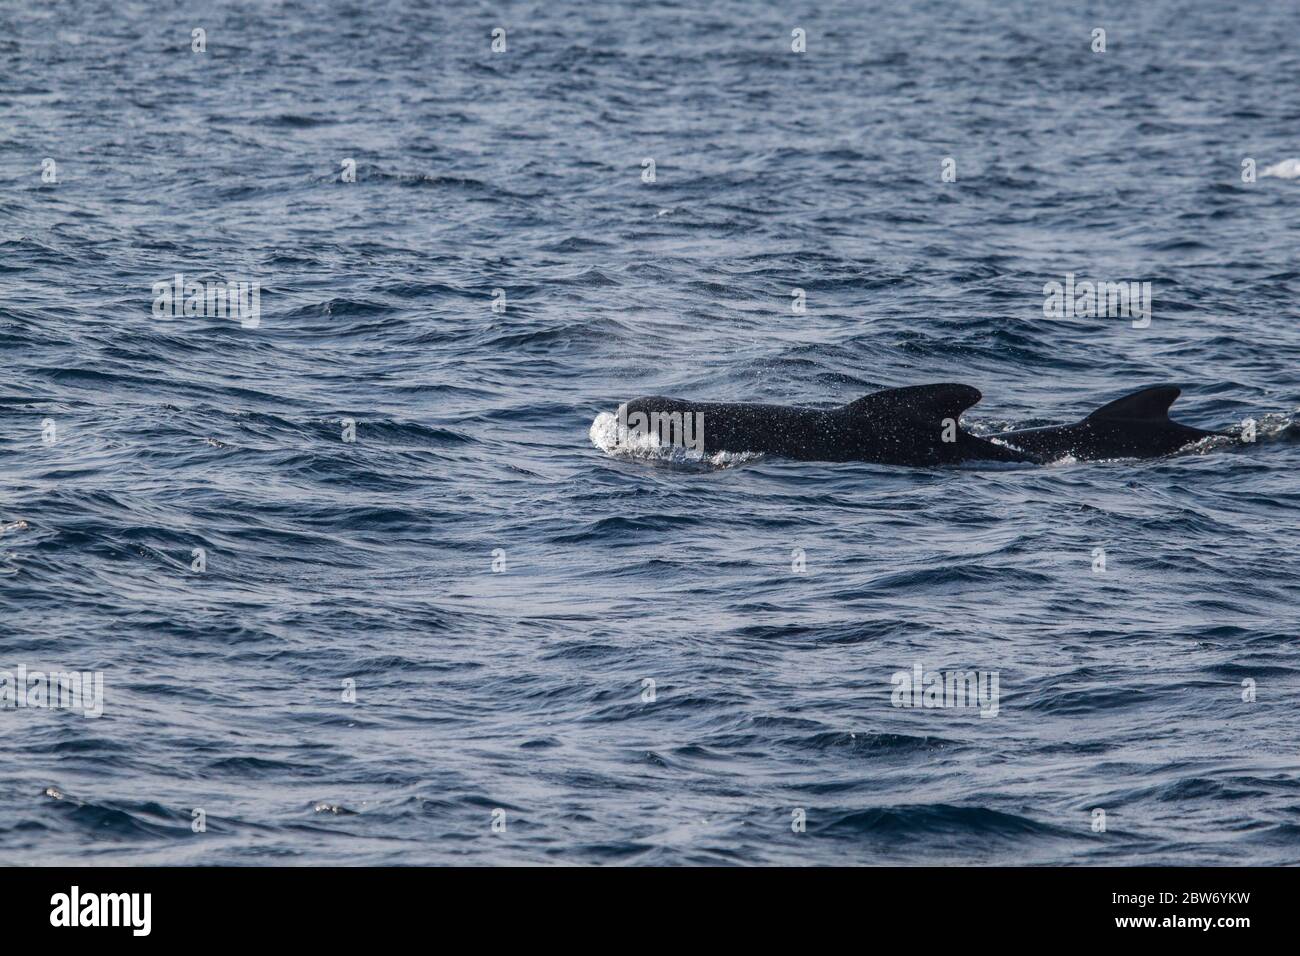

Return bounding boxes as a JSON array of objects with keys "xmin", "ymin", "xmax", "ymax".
[
  {"xmin": 847, "ymin": 383, "xmax": 984, "ymax": 422},
  {"xmin": 619, "ymin": 384, "xmax": 1032, "ymax": 464},
  {"xmin": 843, "ymin": 383, "xmax": 1029, "ymax": 465},
  {"xmin": 991, "ymin": 384, "xmax": 1222, "ymax": 461}
]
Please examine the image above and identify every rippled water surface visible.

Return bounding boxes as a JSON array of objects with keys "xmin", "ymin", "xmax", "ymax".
[{"xmin": 2, "ymin": 0, "xmax": 1299, "ymax": 865}]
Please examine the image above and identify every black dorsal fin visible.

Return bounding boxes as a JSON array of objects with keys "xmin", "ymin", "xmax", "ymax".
[
  {"xmin": 847, "ymin": 383, "xmax": 983, "ymax": 422},
  {"xmin": 1085, "ymin": 385, "xmax": 1181, "ymax": 422}
]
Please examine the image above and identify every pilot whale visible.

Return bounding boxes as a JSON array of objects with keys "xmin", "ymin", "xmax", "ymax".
[
  {"xmin": 618, "ymin": 383, "xmax": 1225, "ymax": 466},
  {"xmin": 987, "ymin": 385, "xmax": 1225, "ymax": 461},
  {"xmin": 621, "ymin": 383, "xmax": 1031, "ymax": 466}
]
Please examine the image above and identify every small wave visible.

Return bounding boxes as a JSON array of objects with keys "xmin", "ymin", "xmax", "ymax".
[
  {"xmin": 313, "ymin": 802, "xmax": 358, "ymax": 815},
  {"xmin": 817, "ymin": 804, "xmax": 1068, "ymax": 841},
  {"xmin": 40, "ymin": 787, "xmax": 195, "ymax": 840},
  {"xmin": 251, "ymin": 113, "xmax": 336, "ymax": 128}
]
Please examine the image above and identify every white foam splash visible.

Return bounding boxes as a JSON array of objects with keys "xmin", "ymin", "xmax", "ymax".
[
  {"xmin": 1245, "ymin": 411, "xmax": 1295, "ymax": 440},
  {"xmin": 1261, "ymin": 158, "xmax": 1300, "ymax": 179},
  {"xmin": 589, "ymin": 411, "xmax": 761, "ymax": 469}
]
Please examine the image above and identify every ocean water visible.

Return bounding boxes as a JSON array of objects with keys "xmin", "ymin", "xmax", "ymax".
[{"xmin": 2, "ymin": 0, "xmax": 1299, "ymax": 865}]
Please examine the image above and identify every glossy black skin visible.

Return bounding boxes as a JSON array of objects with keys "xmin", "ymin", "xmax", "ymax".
[
  {"xmin": 989, "ymin": 419, "xmax": 1221, "ymax": 462},
  {"xmin": 621, "ymin": 383, "xmax": 1230, "ymax": 466},
  {"xmin": 623, "ymin": 384, "xmax": 1032, "ymax": 466},
  {"xmin": 987, "ymin": 385, "xmax": 1227, "ymax": 462}
]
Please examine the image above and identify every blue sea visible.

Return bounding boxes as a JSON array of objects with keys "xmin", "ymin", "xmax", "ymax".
[{"xmin": 2, "ymin": 0, "xmax": 1299, "ymax": 866}]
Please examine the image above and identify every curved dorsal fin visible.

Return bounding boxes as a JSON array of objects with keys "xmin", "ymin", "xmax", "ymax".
[
  {"xmin": 847, "ymin": 383, "xmax": 983, "ymax": 422},
  {"xmin": 1086, "ymin": 385, "xmax": 1180, "ymax": 422}
]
